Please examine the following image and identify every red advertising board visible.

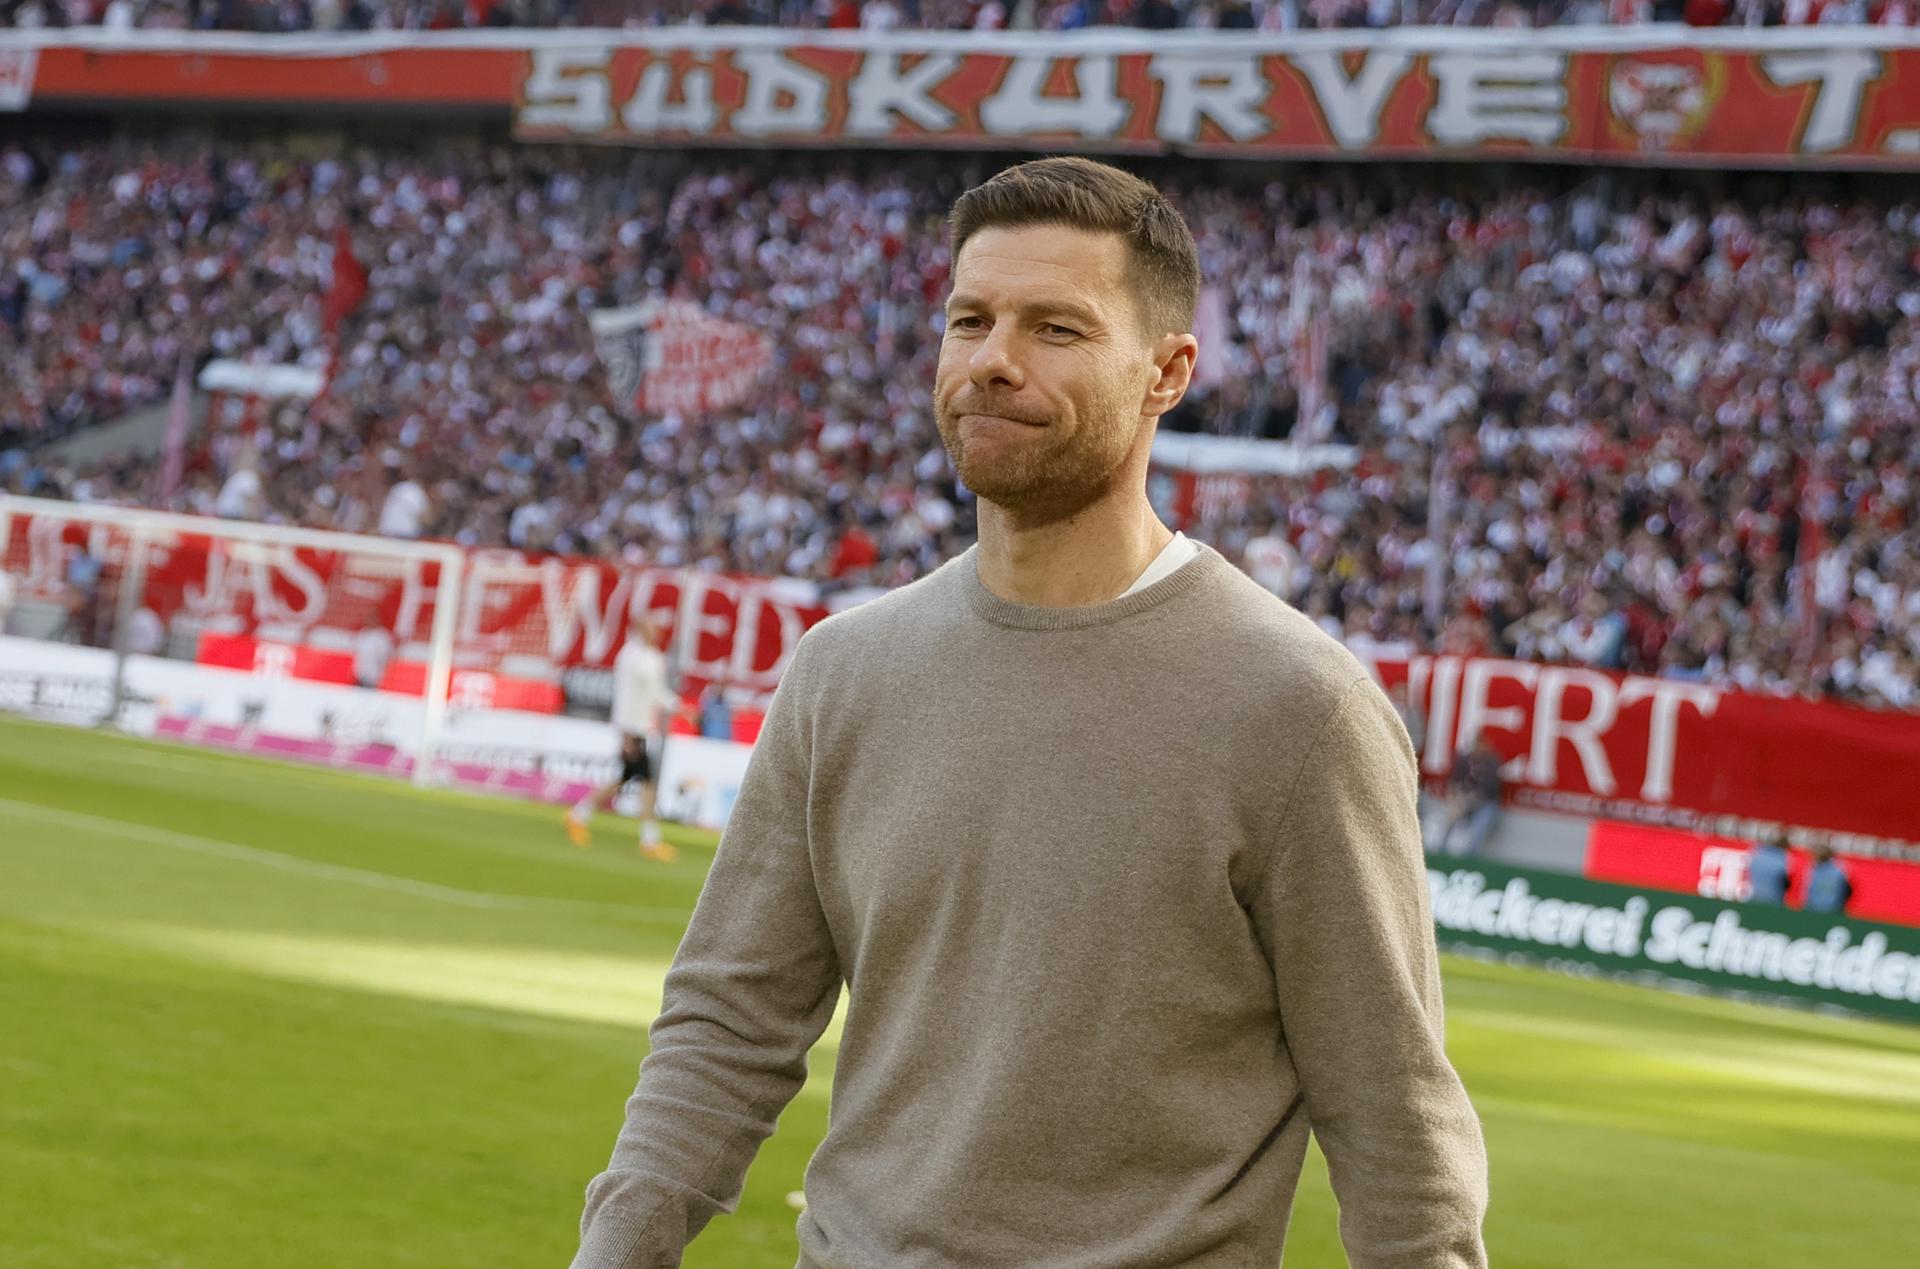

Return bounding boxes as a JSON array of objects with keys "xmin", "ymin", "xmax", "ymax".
[
  {"xmin": 197, "ymin": 631, "xmax": 358, "ymax": 686},
  {"xmin": 379, "ymin": 659, "xmax": 563, "ymax": 715},
  {"xmin": 5, "ymin": 30, "xmax": 1919, "ymax": 168},
  {"xmin": 1586, "ymin": 820, "xmax": 1920, "ymax": 930},
  {"xmin": 12, "ymin": 38, "xmax": 519, "ymax": 109},
  {"xmin": 195, "ymin": 631, "xmax": 566, "ymax": 712},
  {"xmin": 1375, "ymin": 655, "xmax": 1920, "ymax": 856}
]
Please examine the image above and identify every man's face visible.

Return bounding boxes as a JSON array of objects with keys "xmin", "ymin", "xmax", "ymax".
[{"xmin": 934, "ymin": 224, "xmax": 1167, "ymax": 521}]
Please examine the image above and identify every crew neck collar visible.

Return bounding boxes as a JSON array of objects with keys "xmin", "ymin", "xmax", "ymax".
[{"xmin": 960, "ymin": 541, "xmax": 1225, "ymax": 632}]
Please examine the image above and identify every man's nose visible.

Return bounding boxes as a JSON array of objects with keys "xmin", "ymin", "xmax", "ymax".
[{"xmin": 969, "ymin": 324, "xmax": 1024, "ymax": 392}]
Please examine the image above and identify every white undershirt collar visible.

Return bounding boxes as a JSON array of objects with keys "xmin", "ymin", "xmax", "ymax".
[{"xmin": 1119, "ymin": 532, "xmax": 1198, "ymax": 598}]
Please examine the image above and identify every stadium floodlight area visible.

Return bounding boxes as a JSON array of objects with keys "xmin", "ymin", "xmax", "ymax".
[{"xmin": 0, "ymin": 494, "xmax": 465, "ymax": 789}]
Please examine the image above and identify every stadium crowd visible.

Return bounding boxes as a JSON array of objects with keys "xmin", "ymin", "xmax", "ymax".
[
  {"xmin": 5, "ymin": 0, "xmax": 1918, "ymax": 32},
  {"xmin": 2, "ymin": 139, "xmax": 1917, "ymax": 713}
]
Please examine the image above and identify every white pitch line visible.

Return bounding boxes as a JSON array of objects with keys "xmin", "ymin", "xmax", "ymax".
[{"xmin": 0, "ymin": 797, "xmax": 690, "ymax": 924}]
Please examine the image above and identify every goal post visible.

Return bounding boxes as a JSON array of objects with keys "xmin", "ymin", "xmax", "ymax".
[{"xmin": 0, "ymin": 494, "xmax": 465, "ymax": 789}]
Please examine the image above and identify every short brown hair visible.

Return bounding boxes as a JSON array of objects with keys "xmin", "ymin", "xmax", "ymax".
[{"xmin": 947, "ymin": 157, "xmax": 1200, "ymax": 340}]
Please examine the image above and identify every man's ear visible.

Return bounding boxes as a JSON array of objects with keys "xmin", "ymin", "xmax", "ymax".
[{"xmin": 1141, "ymin": 333, "xmax": 1199, "ymax": 420}]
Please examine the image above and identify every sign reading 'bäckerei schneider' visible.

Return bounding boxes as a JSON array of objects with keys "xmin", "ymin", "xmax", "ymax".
[{"xmin": 1429, "ymin": 858, "xmax": 1920, "ymax": 1023}]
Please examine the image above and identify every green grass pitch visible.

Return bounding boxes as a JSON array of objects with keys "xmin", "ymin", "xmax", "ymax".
[{"xmin": 3, "ymin": 714, "xmax": 1918, "ymax": 1267}]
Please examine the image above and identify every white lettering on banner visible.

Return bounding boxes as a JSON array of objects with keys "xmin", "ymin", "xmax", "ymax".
[
  {"xmin": 0, "ymin": 676, "xmax": 30, "ymax": 711},
  {"xmin": 1404, "ymin": 656, "xmax": 1433, "ymax": 766},
  {"xmin": 186, "ymin": 544, "xmax": 246, "ymax": 621},
  {"xmin": 847, "ymin": 52, "xmax": 962, "ymax": 136},
  {"xmin": 1426, "ymin": 51, "xmax": 1568, "ymax": 147},
  {"xmin": 677, "ymin": 572, "xmax": 742, "ymax": 682},
  {"xmin": 539, "ymin": 561, "xmax": 633, "ymax": 667},
  {"xmin": 386, "ymin": 555, "xmax": 437, "ymax": 644},
  {"xmin": 20, "ymin": 514, "xmax": 71, "ymax": 591},
  {"xmin": 0, "ymin": 669, "xmax": 113, "ymax": 722},
  {"xmin": 189, "ymin": 543, "xmax": 327, "ymax": 625},
  {"xmin": 1455, "ymin": 659, "xmax": 1539, "ymax": 779},
  {"xmin": 1873, "ymin": 951, "xmax": 1915, "ymax": 1001},
  {"xmin": 1761, "ymin": 49, "xmax": 1881, "ymax": 154},
  {"xmin": 1836, "ymin": 931, "xmax": 1884, "ymax": 993},
  {"xmin": 1428, "ymin": 869, "xmax": 1648, "ymax": 956},
  {"xmin": 9, "ymin": 516, "xmax": 133, "ymax": 590},
  {"xmin": 520, "ymin": 48, "xmax": 614, "ymax": 133},
  {"xmin": 979, "ymin": 55, "xmax": 1129, "ymax": 140},
  {"xmin": 457, "ymin": 551, "xmax": 532, "ymax": 646},
  {"xmin": 1146, "ymin": 54, "xmax": 1268, "ymax": 145},
  {"xmin": 624, "ymin": 56, "xmax": 720, "ymax": 135},
  {"xmin": 1407, "ymin": 655, "xmax": 1720, "ymax": 805},
  {"xmin": 1617, "ymin": 678, "xmax": 1720, "ymax": 803},
  {"xmin": 1433, "ymin": 866, "xmax": 1920, "ymax": 1005},
  {"xmin": 1286, "ymin": 49, "xmax": 1413, "ymax": 149},
  {"xmin": 1637, "ymin": 907, "xmax": 1920, "ymax": 1002},
  {"xmin": 727, "ymin": 587, "xmax": 807, "ymax": 688},
  {"xmin": 1422, "ymin": 655, "xmax": 1464, "ymax": 776},
  {"xmin": 325, "ymin": 549, "xmax": 420, "ymax": 631},
  {"xmin": 1528, "ymin": 665, "xmax": 1622, "ymax": 796},
  {"xmin": 731, "ymin": 48, "xmax": 833, "ymax": 137},
  {"xmin": 276, "ymin": 550, "xmax": 328, "ymax": 626},
  {"xmin": 1815, "ymin": 927, "xmax": 1848, "ymax": 989}
]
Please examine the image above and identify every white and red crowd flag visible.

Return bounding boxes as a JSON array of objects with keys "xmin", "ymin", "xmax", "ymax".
[{"xmin": 589, "ymin": 298, "xmax": 772, "ymax": 419}]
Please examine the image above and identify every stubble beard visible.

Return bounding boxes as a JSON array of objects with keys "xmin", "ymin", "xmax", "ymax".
[{"xmin": 937, "ymin": 402, "xmax": 1141, "ymax": 525}]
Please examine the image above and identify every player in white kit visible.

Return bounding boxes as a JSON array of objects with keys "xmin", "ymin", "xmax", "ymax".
[{"xmin": 565, "ymin": 612, "xmax": 682, "ymax": 863}]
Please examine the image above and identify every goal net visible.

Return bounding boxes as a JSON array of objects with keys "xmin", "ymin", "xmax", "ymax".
[{"xmin": 0, "ymin": 495, "xmax": 464, "ymax": 788}]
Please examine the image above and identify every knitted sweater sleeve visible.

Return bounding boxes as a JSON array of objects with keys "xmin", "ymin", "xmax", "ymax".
[
  {"xmin": 572, "ymin": 642, "xmax": 840, "ymax": 1269},
  {"xmin": 1251, "ymin": 675, "xmax": 1490, "ymax": 1268}
]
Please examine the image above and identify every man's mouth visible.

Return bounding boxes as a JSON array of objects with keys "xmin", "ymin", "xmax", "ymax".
[{"xmin": 959, "ymin": 411, "xmax": 1046, "ymax": 429}]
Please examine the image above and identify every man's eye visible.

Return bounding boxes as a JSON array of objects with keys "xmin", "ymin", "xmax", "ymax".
[
  {"xmin": 949, "ymin": 316, "xmax": 987, "ymax": 332},
  {"xmin": 1041, "ymin": 324, "xmax": 1079, "ymax": 338}
]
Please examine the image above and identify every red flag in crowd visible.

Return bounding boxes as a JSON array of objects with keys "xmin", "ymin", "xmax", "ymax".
[
  {"xmin": 323, "ymin": 225, "xmax": 367, "ymax": 335},
  {"xmin": 318, "ymin": 225, "xmax": 368, "ymax": 401}
]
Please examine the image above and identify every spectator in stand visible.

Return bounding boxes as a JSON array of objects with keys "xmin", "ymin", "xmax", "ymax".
[
  {"xmin": 1748, "ymin": 834, "xmax": 1791, "ymax": 904},
  {"xmin": 377, "ymin": 467, "xmax": 433, "ymax": 539},
  {"xmin": 1562, "ymin": 591, "xmax": 1628, "ymax": 670},
  {"xmin": 1802, "ymin": 845, "xmax": 1855, "ymax": 913},
  {"xmin": 1439, "ymin": 734, "xmax": 1505, "ymax": 856}
]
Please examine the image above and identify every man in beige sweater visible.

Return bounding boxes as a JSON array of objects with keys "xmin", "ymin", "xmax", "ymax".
[{"xmin": 573, "ymin": 157, "xmax": 1489, "ymax": 1268}]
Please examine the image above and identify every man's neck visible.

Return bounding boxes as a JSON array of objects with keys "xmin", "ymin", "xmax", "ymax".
[{"xmin": 974, "ymin": 491, "xmax": 1175, "ymax": 608}]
